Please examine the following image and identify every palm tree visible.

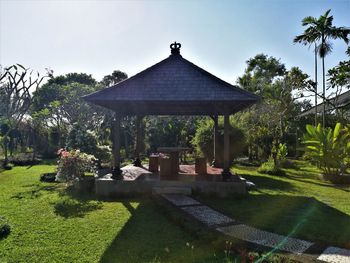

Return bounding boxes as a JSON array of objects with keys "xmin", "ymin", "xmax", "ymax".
[{"xmin": 294, "ymin": 9, "xmax": 350, "ymax": 127}]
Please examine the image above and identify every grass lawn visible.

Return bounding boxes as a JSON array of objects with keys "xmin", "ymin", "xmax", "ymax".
[
  {"xmin": 198, "ymin": 160, "xmax": 350, "ymax": 248},
  {"xmin": 1, "ymin": 161, "xmax": 349, "ymax": 262},
  {"xmin": 0, "ymin": 165, "xmax": 233, "ymax": 262}
]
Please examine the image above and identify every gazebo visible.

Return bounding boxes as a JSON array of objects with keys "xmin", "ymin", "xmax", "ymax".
[{"xmin": 84, "ymin": 42, "xmax": 259, "ymax": 181}]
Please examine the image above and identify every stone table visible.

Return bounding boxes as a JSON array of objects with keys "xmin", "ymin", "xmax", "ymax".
[{"xmin": 157, "ymin": 147, "xmax": 191, "ymax": 178}]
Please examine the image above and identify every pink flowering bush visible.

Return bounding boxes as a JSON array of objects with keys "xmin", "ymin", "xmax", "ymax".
[{"xmin": 56, "ymin": 149, "xmax": 97, "ymax": 182}]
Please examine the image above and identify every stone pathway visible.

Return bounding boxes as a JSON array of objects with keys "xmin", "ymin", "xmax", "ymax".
[
  {"xmin": 161, "ymin": 194, "xmax": 350, "ymax": 262},
  {"xmin": 317, "ymin": 247, "xmax": 350, "ymax": 263}
]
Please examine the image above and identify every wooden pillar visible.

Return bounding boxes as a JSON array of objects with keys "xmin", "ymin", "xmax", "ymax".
[
  {"xmin": 222, "ymin": 114, "xmax": 232, "ymax": 181},
  {"xmin": 112, "ymin": 114, "xmax": 122, "ymax": 179},
  {"xmin": 133, "ymin": 115, "xmax": 143, "ymax": 167},
  {"xmin": 223, "ymin": 114, "xmax": 230, "ymax": 170},
  {"xmin": 211, "ymin": 115, "xmax": 219, "ymax": 167}
]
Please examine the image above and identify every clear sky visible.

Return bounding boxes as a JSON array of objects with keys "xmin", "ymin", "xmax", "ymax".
[{"xmin": 0, "ymin": 0, "xmax": 349, "ymax": 87}]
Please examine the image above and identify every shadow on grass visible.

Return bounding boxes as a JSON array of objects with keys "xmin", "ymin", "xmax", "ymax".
[
  {"xmin": 11, "ymin": 184, "xmax": 59, "ymax": 199},
  {"xmin": 49, "ymin": 185, "xmax": 105, "ymax": 218},
  {"xmin": 238, "ymin": 173, "xmax": 295, "ymax": 192},
  {"xmin": 99, "ymin": 200, "xmax": 221, "ymax": 263},
  {"xmin": 53, "ymin": 198, "xmax": 103, "ymax": 218},
  {"xmin": 285, "ymin": 170, "xmax": 350, "ymax": 193},
  {"xmin": 201, "ymin": 194, "xmax": 350, "ymax": 248}
]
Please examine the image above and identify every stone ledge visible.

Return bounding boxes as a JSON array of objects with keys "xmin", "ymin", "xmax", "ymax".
[{"xmin": 95, "ymin": 179, "xmax": 246, "ymax": 197}]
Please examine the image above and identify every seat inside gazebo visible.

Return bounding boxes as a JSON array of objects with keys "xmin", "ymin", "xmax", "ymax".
[{"xmin": 83, "ymin": 42, "xmax": 259, "ymax": 197}]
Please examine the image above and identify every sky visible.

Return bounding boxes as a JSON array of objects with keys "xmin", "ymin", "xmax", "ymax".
[{"xmin": 0, "ymin": 0, "xmax": 349, "ymax": 89}]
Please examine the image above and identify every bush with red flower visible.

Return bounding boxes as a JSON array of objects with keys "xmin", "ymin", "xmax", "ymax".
[{"xmin": 56, "ymin": 149, "xmax": 97, "ymax": 182}]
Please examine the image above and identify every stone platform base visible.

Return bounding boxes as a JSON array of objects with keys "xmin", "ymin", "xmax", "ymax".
[
  {"xmin": 95, "ymin": 178, "xmax": 246, "ymax": 197},
  {"xmin": 92, "ymin": 164, "xmax": 247, "ymax": 197}
]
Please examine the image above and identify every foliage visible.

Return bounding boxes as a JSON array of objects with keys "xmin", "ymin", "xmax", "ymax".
[
  {"xmin": 303, "ymin": 123, "xmax": 350, "ymax": 176},
  {"xmin": 0, "ymin": 216, "xmax": 11, "ymax": 239},
  {"xmin": 56, "ymin": 149, "xmax": 97, "ymax": 182},
  {"xmin": 192, "ymin": 118, "xmax": 246, "ymax": 166}
]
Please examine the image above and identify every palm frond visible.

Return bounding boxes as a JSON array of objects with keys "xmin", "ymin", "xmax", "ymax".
[
  {"xmin": 317, "ymin": 41, "xmax": 333, "ymax": 57},
  {"xmin": 302, "ymin": 16, "xmax": 317, "ymax": 26},
  {"xmin": 328, "ymin": 27, "xmax": 350, "ymax": 44}
]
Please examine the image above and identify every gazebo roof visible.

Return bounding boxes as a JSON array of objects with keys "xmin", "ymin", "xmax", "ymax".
[{"xmin": 84, "ymin": 43, "xmax": 259, "ymax": 115}]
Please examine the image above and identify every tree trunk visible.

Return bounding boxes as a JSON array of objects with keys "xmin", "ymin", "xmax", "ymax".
[
  {"xmin": 322, "ymin": 56, "xmax": 326, "ymax": 128},
  {"xmin": 314, "ymin": 43, "xmax": 318, "ymax": 126}
]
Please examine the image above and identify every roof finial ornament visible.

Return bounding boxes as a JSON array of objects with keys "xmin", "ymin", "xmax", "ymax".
[{"xmin": 170, "ymin": 41, "xmax": 181, "ymax": 55}]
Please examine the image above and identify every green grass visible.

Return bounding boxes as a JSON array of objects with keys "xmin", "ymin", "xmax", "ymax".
[
  {"xmin": 1, "ymin": 161, "xmax": 349, "ymax": 262},
  {"xmin": 198, "ymin": 160, "xmax": 350, "ymax": 248},
  {"xmin": 0, "ymin": 165, "xmax": 233, "ymax": 262}
]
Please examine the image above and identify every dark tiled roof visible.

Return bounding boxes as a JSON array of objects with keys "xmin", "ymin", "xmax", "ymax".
[
  {"xmin": 84, "ymin": 50, "xmax": 259, "ymax": 115},
  {"xmin": 299, "ymin": 90, "xmax": 350, "ymax": 117}
]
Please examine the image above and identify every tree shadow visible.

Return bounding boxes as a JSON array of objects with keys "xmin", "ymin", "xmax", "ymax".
[
  {"xmin": 285, "ymin": 170, "xmax": 350, "ymax": 193},
  {"xmin": 11, "ymin": 184, "xmax": 59, "ymax": 200},
  {"xmin": 202, "ymin": 194, "xmax": 350, "ymax": 248},
  {"xmin": 49, "ymin": 185, "xmax": 106, "ymax": 218},
  {"xmin": 99, "ymin": 200, "xmax": 219, "ymax": 263},
  {"xmin": 238, "ymin": 173, "xmax": 295, "ymax": 192},
  {"xmin": 53, "ymin": 198, "xmax": 103, "ymax": 218}
]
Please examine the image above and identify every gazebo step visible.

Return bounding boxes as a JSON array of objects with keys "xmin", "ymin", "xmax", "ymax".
[{"xmin": 152, "ymin": 186, "xmax": 192, "ymax": 195}]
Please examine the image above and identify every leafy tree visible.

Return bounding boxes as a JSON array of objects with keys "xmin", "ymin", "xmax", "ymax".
[
  {"xmin": 100, "ymin": 70, "xmax": 128, "ymax": 87},
  {"xmin": 294, "ymin": 9, "xmax": 350, "ymax": 127},
  {"xmin": 31, "ymin": 73, "xmax": 100, "ymax": 149},
  {"xmin": 0, "ymin": 64, "xmax": 46, "ymax": 166},
  {"xmin": 236, "ymin": 54, "xmax": 310, "ymax": 161}
]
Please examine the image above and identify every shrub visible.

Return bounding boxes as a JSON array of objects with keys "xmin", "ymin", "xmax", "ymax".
[
  {"xmin": 258, "ymin": 157, "xmax": 285, "ymax": 176},
  {"xmin": 66, "ymin": 124, "xmax": 111, "ymax": 165},
  {"xmin": 192, "ymin": 118, "xmax": 246, "ymax": 167},
  {"xmin": 303, "ymin": 123, "xmax": 350, "ymax": 176},
  {"xmin": 0, "ymin": 216, "xmax": 11, "ymax": 239},
  {"xmin": 56, "ymin": 149, "xmax": 97, "ymax": 182},
  {"xmin": 40, "ymin": 172, "xmax": 57, "ymax": 183}
]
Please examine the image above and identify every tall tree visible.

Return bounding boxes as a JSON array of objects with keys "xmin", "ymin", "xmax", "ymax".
[
  {"xmin": 237, "ymin": 54, "xmax": 311, "ymax": 161},
  {"xmin": 294, "ymin": 9, "xmax": 350, "ymax": 127},
  {"xmin": 0, "ymin": 64, "xmax": 46, "ymax": 166},
  {"xmin": 100, "ymin": 70, "xmax": 128, "ymax": 87},
  {"xmin": 31, "ymin": 73, "xmax": 100, "ymax": 149}
]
